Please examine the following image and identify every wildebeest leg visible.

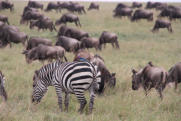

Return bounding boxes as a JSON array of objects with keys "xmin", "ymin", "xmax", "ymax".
[
  {"xmin": 156, "ymin": 86, "xmax": 163, "ymax": 100},
  {"xmin": 111, "ymin": 42, "xmax": 115, "ymax": 48},
  {"xmin": 75, "ymin": 21, "xmax": 78, "ymax": 27},
  {"xmin": 168, "ymin": 25, "xmax": 173, "ymax": 33},
  {"xmin": 64, "ymin": 92, "xmax": 69, "ymax": 112},
  {"xmin": 55, "ymin": 85, "xmax": 63, "ymax": 112}
]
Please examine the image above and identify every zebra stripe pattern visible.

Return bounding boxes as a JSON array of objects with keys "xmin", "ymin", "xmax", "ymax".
[
  {"xmin": 0, "ymin": 71, "xmax": 7, "ymax": 101},
  {"xmin": 32, "ymin": 60, "xmax": 104, "ymax": 113}
]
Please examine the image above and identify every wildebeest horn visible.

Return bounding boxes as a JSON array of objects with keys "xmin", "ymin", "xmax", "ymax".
[
  {"xmin": 22, "ymin": 50, "xmax": 28, "ymax": 54},
  {"xmin": 132, "ymin": 69, "xmax": 137, "ymax": 74},
  {"xmin": 148, "ymin": 61, "xmax": 153, "ymax": 66}
]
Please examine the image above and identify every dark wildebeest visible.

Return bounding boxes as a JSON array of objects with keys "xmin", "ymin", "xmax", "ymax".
[
  {"xmin": 45, "ymin": 2, "xmax": 61, "ymax": 12},
  {"xmin": 131, "ymin": 9, "xmax": 153, "ymax": 21},
  {"xmin": 28, "ymin": 1, "xmax": 43, "ymax": 10},
  {"xmin": 169, "ymin": 9, "xmax": 181, "ymax": 21},
  {"xmin": 145, "ymin": 2, "xmax": 163, "ymax": 9},
  {"xmin": 58, "ymin": 26, "xmax": 89, "ymax": 41},
  {"xmin": 71, "ymin": 4, "xmax": 86, "ymax": 14},
  {"xmin": 132, "ymin": 2, "xmax": 142, "ymax": 8},
  {"xmin": 55, "ymin": 13, "xmax": 81, "ymax": 27},
  {"xmin": 20, "ymin": 11, "xmax": 43, "ymax": 24},
  {"xmin": 26, "ymin": 37, "xmax": 52, "ymax": 50},
  {"xmin": 158, "ymin": 8, "xmax": 173, "ymax": 18},
  {"xmin": 88, "ymin": 2, "xmax": 99, "ymax": 10},
  {"xmin": 131, "ymin": 62, "xmax": 168, "ymax": 99},
  {"xmin": 80, "ymin": 37, "xmax": 100, "ymax": 50},
  {"xmin": 167, "ymin": 62, "xmax": 181, "ymax": 91},
  {"xmin": 99, "ymin": 31, "xmax": 119, "ymax": 49},
  {"xmin": 113, "ymin": 3, "xmax": 129, "ymax": 12},
  {"xmin": 73, "ymin": 50, "xmax": 116, "ymax": 88},
  {"xmin": 30, "ymin": 17, "xmax": 56, "ymax": 32},
  {"xmin": 56, "ymin": 36, "xmax": 81, "ymax": 52},
  {"xmin": 6, "ymin": 29, "xmax": 28, "ymax": 47},
  {"xmin": 0, "ymin": 15, "xmax": 9, "ymax": 24},
  {"xmin": 152, "ymin": 19, "xmax": 173, "ymax": 33},
  {"xmin": 0, "ymin": 1, "xmax": 14, "ymax": 12},
  {"xmin": 23, "ymin": 44, "xmax": 67, "ymax": 64},
  {"xmin": 113, "ymin": 7, "xmax": 133, "ymax": 18},
  {"xmin": 0, "ymin": 71, "xmax": 7, "ymax": 101},
  {"xmin": 22, "ymin": 6, "xmax": 39, "ymax": 17}
]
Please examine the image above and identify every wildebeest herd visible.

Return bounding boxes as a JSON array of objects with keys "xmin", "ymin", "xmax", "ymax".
[{"xmin": 0, "ymin": 0, "xmax": 181, "ymax": 114}]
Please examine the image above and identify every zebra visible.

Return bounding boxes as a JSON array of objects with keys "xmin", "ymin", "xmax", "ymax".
[
  {"xmin": 32, "ymin": 60, "xmax": 104, "ymax": 114},
  {"xmin": 0, "ymin": 71, "xmax": 7, "ymax": 101}
]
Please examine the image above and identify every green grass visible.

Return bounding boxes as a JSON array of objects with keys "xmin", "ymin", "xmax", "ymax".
[{"xmin": 0, "ymin": 1, "xmax": 181, "ymax": 121}]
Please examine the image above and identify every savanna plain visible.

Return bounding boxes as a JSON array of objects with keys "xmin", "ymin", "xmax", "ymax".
[{"xmin": 0, "ymin": 1, "xmax": 181, "ymax": 121}]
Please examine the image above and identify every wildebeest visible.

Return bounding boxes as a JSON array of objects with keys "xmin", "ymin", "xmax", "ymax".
[
  {"xmin": 88, "ymin": 2, "xmax": 99, "ymax": 10},
  {"xmin": 0, "ymin": 23, "xmax": 27, "ymax": 47},
  {"xmin": 20, "ymin": 11, "xmax": 43, "ymax": 24},
  {"xmin": 73, "ymin": 50, "xmax": 116, "ymax": 88},
  {"xmin": 57, "ymin": 26, "xmax": 89, "ymax": 41},
  {"xmin": 99, "ymin": 31, "xmax": 119, "ymax": 49},
  {"xmin": 131, "ymin": 62, "xmax": 168, "ymax": 99},
  {"xmin": 167, "ymin": 62, "xmax": 181, "ymax": 91},
  {"xmin": 0, "ymin": 71, "xmax": 7, "ymax": 101},
  {"xmin": 28, "ymin": 1, "xmax": 43, "ymax": 10},
  {"xmin": 55, "ymin": 13, "xmax": 81, "ymax": 27},
  {"xmin": 23, "ymin": 44, "xmax": 67, "ymax": 64},
  {"xmin": 131, "ymin": 9, "xmax": 153, "ymax": 21},
  {"xmin": 71, "ymin": 4, "xmax": 86, "ymax": 14},
  {"xmin": 132, "ymin": 2, "xmax": 142, "ymax": 8},
  {"xmin": 80, "ymin": 37, "xmax": 100, "ymax": 50},
  {"xmin": 26, "ymin": 37, "xmax": 52, "ymax": 50},
  {"xmin": 56, "ymin": 36, "xmax": 81, "ymax": 52},
  {"xmin": 114, "ymin": 3, "xmax": 130, "ymax": 12},
  {"xmin": 113, "ymin": 7, "xmax": 133, "ymax": 18},
  {"xmin": 30, "ymin": 16, "xmax": 56, "ymax": 32},
  {"xmin": 0, "ymin": 0, "xmax": 14, "ymax": 12},
  {"xmin": 145, "ymin": 2, "xmax": 162, "ymax": 9},
  {"xmin": 152, "ymin": 19, "xmax": 173, "ymax": 33},
  {"xmin": 0, "ymin": 15, "xmax": 9, "ymax": 24},
  {"xmin": 45, "ymin": 2, "xmax": 61, "ymax": 12},
  {"xmin": 22, "ymin": 6, "xmax": 39, "ymax": 17}
]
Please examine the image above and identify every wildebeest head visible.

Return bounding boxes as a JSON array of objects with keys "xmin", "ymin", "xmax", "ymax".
[
  {"xmin": 0, "ymin": 71, "xmax": 7, "ymax": 101},
  {"xmin": 131, "ymin": 69, "xmax": 143, "ymax": 90},
  {"xmin": 32, "ymin": 70, "xmax": 47, "ymax": 104}
]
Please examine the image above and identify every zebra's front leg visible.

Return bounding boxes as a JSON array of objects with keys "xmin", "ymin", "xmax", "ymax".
[
  {"xmin": 55, "ymin": 84, "xmax": 63, "ymax": 112},
  {"xmin": 64, "ymin": 92, "xmax": 69, "ymax": 112},
  {"xmin": 75, "ymin": 91, "xmax": 87, "ymax": 113},
  {"xmin": 89, "ymin": 86, "xmax": 96, "ymax": 114}
]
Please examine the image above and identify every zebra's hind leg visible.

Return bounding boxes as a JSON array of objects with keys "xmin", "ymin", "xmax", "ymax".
[
  {"xmin": 75, "ymin": 91, "xmax": 87, "ymax": 113},
  {"xmin": 88, "ymin": 86, "xmax": 96, "ymax": 114},
  {"xmin": 64, "ymin": 92, "xmax": 69, "ymax": 112},
  {"xmin": 55, "ymin": 85, "xmax": 63, "ymax": 112}
]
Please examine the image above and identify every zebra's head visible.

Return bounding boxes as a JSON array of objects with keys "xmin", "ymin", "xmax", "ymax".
[
  {"xmin": 0, "ymin": 71, "xmax": 7, "ymax": 101},
  {"xmin": 32, "ymin": 70, "xmax": 48, "ymax": 104}
]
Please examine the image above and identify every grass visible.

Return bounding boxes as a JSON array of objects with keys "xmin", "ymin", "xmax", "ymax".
[{"xmin": 0, "ymin": 1, "xmax": 181, "ymax": 121}]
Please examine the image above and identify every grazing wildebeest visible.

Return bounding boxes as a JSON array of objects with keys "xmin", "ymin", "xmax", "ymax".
[
  {"xmin": 23, "ymin": 44, "xmax": 67, "ymax": 64},
  {"xmin": 80, "ymin": 37, "xmax": 100, "ymax": 50},
  {"xmin": 0, "ymin": 1, "xmax": 14, "ymax": 12},
  {"xmin": 73, "ymin": 50, "xmax": 116, "ymax": 88},
  {"xmin": 30, "ymin": 16, "xmax": 56, "ymax": 32},
  {"xmin": 28, "ymin": 1, "xmax": 43, "ymax": 10},
  {"xmin": 0, "ymin": 15, "xmax": 9, "ymax": 24},
  {"xmin": 99, "ymin": 31, "xmax": 119, "ymax": 49},
  {"xmin": 131, "ymin": 9, "xmax": 153, "ymax": 21},
  {"xmin": 114, "ymin": 3, "xmax": 129, "ymax": 12},
  {"xmin": 169, "ymin": 9, "xmax": 181, "ymax": 20},
  {"xmin": 71, "ymin": 4, "xmax": 86, "ymax": 14},
  {"xmin": 167, "ymin": 62, "xmax": 181, "ymax": 91},
  {"xmin": 55, "ymin": 13, "xmax": 81, "ymax": 27},
  {"xmin": 22, "ymin": 6, "xmax": 39, "ymax": 17},
  {"xmin": 58, "ymin": 26, "xmax": 89, "ymax": 41},
  {"xmin": 88, "ymin": 2, "xmax": 99, "ymax": 10},
  {"xmin": 158, "ymin": 8, "xmax": 173, "ymax": 18},
  {"xmin": 0, "ymin": 71, "xmax": 7, "ymax": 101},
  {"xmin": 152, "ymin": 19, "xmax": 173, "ymax": 33},
  {"xmin": 132, "ymin": 2, "xmax": 142, "ymax": 8},
  {"xmin": 131, "ymin": 62, "xmax": 168, "ymax": 99},
  {"xmin": 114, "ymin": 7, "xmax": 133, "ymax": 18},
  {"xmin": 145, "ymin": 2, "xmax": 163, "ymax": 9},
  {"xmin": 26, "ymin": 37, "xmax": 52, "ymax": 50},
  {"xmin": 6, "ymin": 29, "xmax": 28, "ymax": 47},
  {"xmin": 56, "ymin": 36, "xmax": 81, "ymax": 52},
  {"xmin": 20, "ymin": 11, "xmax": 43, "ymax": 24},
  {"xmin": 45, "ymin": 2, "xmax": 61, "ymax": 12}
]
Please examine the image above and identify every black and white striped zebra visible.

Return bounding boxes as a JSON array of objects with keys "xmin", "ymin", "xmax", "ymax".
[
  {"xmin": 32, "ymin": 60, "xmax": 104, "ymax": 113},
  {"xmin": 0, "ymin": 71, "xmax": 7, "ymax": 101}
]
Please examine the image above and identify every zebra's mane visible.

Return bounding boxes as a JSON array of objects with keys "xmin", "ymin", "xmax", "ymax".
[{"xmin": 37, "ymin": 61, "xmax": 63, "ymax": 78}]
